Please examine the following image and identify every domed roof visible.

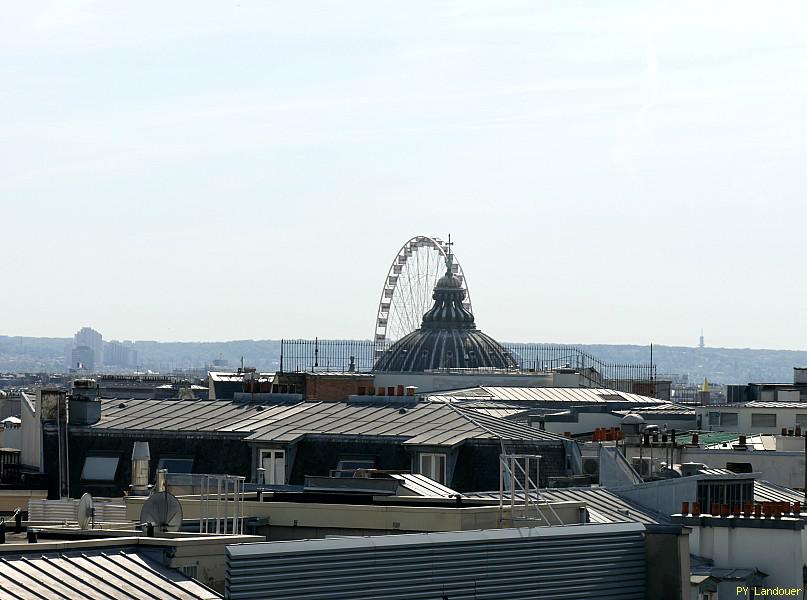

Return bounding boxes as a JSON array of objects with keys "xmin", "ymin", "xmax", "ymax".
[
  {"xmin": 374, "ymin": 258, "xmax": 516, "ymax": 372},
  {"xmin": 621, "ymin": 413, "xmax": 645, "ymax": 425}
]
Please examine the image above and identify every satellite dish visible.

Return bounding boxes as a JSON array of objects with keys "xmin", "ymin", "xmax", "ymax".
[
  {"xmin": 77, "ymin": 493, "xmax": 94, "ymax": 530},
  {"xmin": 139, "ymin": 490, "xmax": 183, "ymax": 532}
]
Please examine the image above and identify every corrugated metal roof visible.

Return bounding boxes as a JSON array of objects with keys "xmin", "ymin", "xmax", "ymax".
[
  {"xmin": 441, "ymin": 400, "xmax": 531, "ymax": 419},
  {"xmin": 225, "ymin": 523, "xmax": 646, "ymax": 600},
  {"xmin": 613, "ymin": 403, "xmax": 695, "ymax": 416},
  {"xmin": 466, "ymin": 487, "xmax": 667, "ymax": 525},
  {"xmin": 754, "ymin": 479, "xmax": 805, "ymax": 503},
  {"xmin": 86, "ymin": 399, "xmax": 563, "ymax": 447},
  {"xmin": 245, "ymin": 401, "xmax": 564, "ymax": 446},
  {"xmin": 89, "ymin": 399, "xmax": 307, "ymax": 435},
  {"xmin": 0, "ymin": 550, "xmax": 220, "ymax": 599},
  {"xmin": 431, "ymin": 386, "xmax": 666, "ymax": 405},
  {"xmin": 390, "ymin": 473, "xmax": 462, "ymax": 497}
]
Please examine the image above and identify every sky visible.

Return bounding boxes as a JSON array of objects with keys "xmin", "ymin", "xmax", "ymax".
[{"xmin": 3, "ymin": 1, "xmax": 807, "ymax": 348}]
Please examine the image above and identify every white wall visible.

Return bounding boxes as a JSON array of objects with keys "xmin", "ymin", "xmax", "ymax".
[
  {"xmin": 688, "ymin": 521, "xmax": 804, "ymax": 590},
  {"xmin": 681, "ymin": 448, "xmax": 805, "ymax": 488},
  {"xmin": 20, "ymin": 392, "xmax": 41, "ymax": 471}
]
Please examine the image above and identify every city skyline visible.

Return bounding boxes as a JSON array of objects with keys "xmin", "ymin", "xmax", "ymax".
[{"xmin": 4, "ymin": 2, "xmax": 807, "ymax": 348}]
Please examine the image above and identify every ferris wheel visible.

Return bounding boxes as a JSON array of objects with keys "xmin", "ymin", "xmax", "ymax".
[{"xmin": 374, "ymin": 235, "xmax": 473, "ymax": 344}]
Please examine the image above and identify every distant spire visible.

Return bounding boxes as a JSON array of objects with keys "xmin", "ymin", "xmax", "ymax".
[
  {"xmin": 698, "ymin": 329, "xmax": 704, "ymax": 349},
  {"xmin": 702, "ymin": 377, "xmax": 710, "ymax": 392}
]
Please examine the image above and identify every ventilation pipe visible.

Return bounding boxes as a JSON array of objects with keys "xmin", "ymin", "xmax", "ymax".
[{"xmin": 131, "ymin": 442, "xmax": 150, "ymax": 496}]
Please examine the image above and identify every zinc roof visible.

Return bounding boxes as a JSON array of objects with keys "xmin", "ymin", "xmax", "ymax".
[
  {"xmin": 613, "ymin": 403, "xmax": 695, "ymax": 416},
  {"xmin": 88, "ymin": 399, "xmax": 306, "ymax": 435},
  {"xmin": 431, "ymin": 386, "xmax": 666, "ymax": 405},
  {"xmin": 754, "ymin": 479, "xmax": 805, "ymax": 504},
  {"xmin": 0, "ymin": 550, "xmax": 220, "ymax": 600},
  {"xmin": 391, "ymin": 473, "xmax": 463, "ymax": 497},
  {"xmin": 245, "ymin": 401, "xmax": 564, "ymax": 446},
  {"xmin": 86, "ymin": 399, "xmax": 563, "ymax": 447}
]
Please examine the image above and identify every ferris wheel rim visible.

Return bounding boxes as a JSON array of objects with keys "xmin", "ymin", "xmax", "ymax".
[{"xmin": 374, "ymin": 235, "xmax": 473, "ymax": 346}]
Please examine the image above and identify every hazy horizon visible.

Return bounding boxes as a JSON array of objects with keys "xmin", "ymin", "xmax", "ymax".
[
  {"xmin": 6, "ymin": 331, "xmax": 807, "ymax": 355},
  {"xmin": 4, "ymin": 2, "xmax": 807, "ymax": 349}
]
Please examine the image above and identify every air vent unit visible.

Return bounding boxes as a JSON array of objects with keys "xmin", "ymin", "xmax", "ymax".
[{"xmin": 581, "ymin": 457, "xmax": 600, "ymax": 476}]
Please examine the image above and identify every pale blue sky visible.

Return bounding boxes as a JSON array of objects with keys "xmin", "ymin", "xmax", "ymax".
[{"xmin": 3, "ymin": 1, "xmax": 807, "ymax": 348}]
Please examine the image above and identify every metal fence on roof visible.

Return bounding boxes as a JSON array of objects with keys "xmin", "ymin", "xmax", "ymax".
[{"xmin": 278, "ymin": 339, "xmax": 657, "ymax": 383}]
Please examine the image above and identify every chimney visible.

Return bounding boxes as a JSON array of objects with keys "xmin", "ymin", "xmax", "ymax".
[
  {"xmin": 130, "ymin": 441, "xmax": 150, "ymax": 496},
  {"xmin": 155, "ymin": 469, "xmax": 167, "ymax": 493}
]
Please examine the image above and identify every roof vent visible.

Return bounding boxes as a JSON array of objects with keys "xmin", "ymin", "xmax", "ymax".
[
  {"xmin": 398, "ymin": 408, "xmax": 407, "ymax": 414},
  {"xmin": 256, "ymin": 405, "xmax": 265, "ymax": 412},
  {"xmin": 118, "ymin": 402, "xmax": 126, "ymax": 409}
]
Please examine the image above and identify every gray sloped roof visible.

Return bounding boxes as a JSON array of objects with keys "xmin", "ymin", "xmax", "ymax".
[
  {"xmin": 431, "ymin": 386, "xmax": 666, "ymax": 405},
  {"xmin": 0, "ymin": 550, "xmax": 220, "ymax": 600},
  {"xmin": 754, "ymin": 479, "xmax": 805, "ymax": 503},
  {"xmin": 245, "ymin": 401, "xmax": 565, "ymax": 446},
  {"xmin": 87, "ymin": 398, "xmax": 309, "ymax": 435},
  {"xmin": 84, "ymin": 399, "xmax": 563, "ymax": 447},
  {"xmin": 391, "ymin": 473, "xmax": 463, "ymax": 497}
]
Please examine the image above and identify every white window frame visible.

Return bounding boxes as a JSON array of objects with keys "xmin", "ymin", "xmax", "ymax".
[
  {"xmin": 419, "ymin": 453, "xmax": 447, "ymax": 485},
  {"xmin": 259, "ymin": 449, "xmax": 286, "ymax": 485}
]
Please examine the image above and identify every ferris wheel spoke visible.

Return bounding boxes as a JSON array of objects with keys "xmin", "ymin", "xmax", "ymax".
[{"xmin": 374, "ymin": 236, "xmax": 473, "ymax": 343}]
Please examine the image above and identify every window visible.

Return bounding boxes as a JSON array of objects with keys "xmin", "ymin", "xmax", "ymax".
[
  {"xmin": 751, "ymin": 413, "xmax": 776, "ymax": 428},
  {"xmin": 419, "ymin": 453, "xmax": 447, "ymax": 484},
  {"xmin": 260, "ymin": 449, "xmax": 286, "ymax": 485},
  {"xmin": 796, "ymin": 414, "xmax": 807, "ymax": 425},
  {"xmin": 720, "ymin": 413, "xmax": 738, "ymax": 427},
  {"xmin": 157, "ymin": 458, "xmax": 193, "ymax": 473},
  {"xmin": 81, "ymin": 456, "xmax": 119, "ymax": 481},
  {"xmin": 708, "ymin": 412, "xmax": 720, "ymax": 426}
]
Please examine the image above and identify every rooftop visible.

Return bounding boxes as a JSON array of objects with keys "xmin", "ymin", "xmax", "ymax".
[
  {"xmin": 0, "ymin": 549, "xmax": 219, "ymax": 600},
  {"xmin": 430, "ymin": 386, "xmax": 667, "ymax": 405},
  {"xmin": 82, "ymin": 398, "xmax": 565, "ymax": 447},
  {"xmin": 466, "ymin": 486, "xmax": 668, "ymax": 525}
]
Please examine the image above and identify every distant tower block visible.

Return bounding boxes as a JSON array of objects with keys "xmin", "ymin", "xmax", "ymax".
[{"xmin": 698, "ymin": 329, "xmax": 705, "ymax": 349}]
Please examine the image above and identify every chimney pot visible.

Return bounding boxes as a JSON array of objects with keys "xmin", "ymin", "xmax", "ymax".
[{"xmin": 681, "ymin": 502, "xmax": 689, "ymax": 516}]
